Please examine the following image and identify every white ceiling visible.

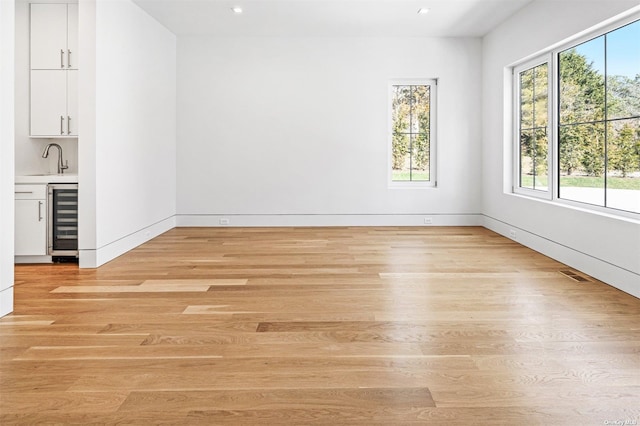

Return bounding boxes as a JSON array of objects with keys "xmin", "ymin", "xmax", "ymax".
[{"xmin": 131, "ymin": 0, "xmax": 534, "ymax": 37}]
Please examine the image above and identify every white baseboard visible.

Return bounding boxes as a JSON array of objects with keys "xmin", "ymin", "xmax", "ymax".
[
  {"xmin": 176, "ymin": 214, "xmax": 484, "ymax": 227},
  {"xmin": 79, "ymin": 216, "xmax": 176, "ymax": 268},
  {"xmin": 0, "ymin": 286, "xmax": 13, "ymax": 318},
  {"xmin": 483, "ymin": 215, "xmax": 640, "ymax": 299},
  {"xmin": 14, "ymin": 255, "xmax": 52, "ymax": 264}
]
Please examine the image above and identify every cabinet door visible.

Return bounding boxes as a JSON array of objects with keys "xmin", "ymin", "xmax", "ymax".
[
  {"xmin": 15, "ymin": 199, "xmax": 47, "ymax": 256},
  {"xmin": 67, "ymin": 4, "xmax": 78, "ymax": 70},
  {"xmin": 67, "ymin": 70, "xmax": 78, "ymax": 136},
  {"xmin": 30, "ymin": 4, "xmax": 68, "ymax": 70},
  {"xmin": 31, "ymin": 70, "xmax": 67, "ymax": 137}
]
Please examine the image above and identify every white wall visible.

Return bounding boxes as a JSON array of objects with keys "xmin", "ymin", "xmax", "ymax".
[
  {"xmin": 14, "ymin": 0, "xmax": 78, "ymax": 177},
  {"xmin": 79, "ymin": 0, "xmax": 177, "ymax": 267},
  {"xmin": 482, "ymin": 0, "xmax": 640, "ymax": 297},
  {"xmin": 177, "ymin": 37, "xmax": 483, "ymax": 226},
  {"xmin": 0, "ymin": 0, "xmax": 16, "ymax": 317}
]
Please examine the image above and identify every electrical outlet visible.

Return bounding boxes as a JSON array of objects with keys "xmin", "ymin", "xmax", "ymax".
[
  {"xmin": 219, "ymin": 218, "xmax": 230, "ymax": 225},
  {"xmin": 424, "ymin": 217, "xmax": 433, "ymax": 225},
  {"xmin": 509, "ymin": 229, "xmax": 517, "ymax": 239}
]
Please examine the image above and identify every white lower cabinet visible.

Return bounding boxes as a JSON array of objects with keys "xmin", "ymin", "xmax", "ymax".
[{"xmin": 15, "ymin": 185, "xmax": 47, "ymax": 256}]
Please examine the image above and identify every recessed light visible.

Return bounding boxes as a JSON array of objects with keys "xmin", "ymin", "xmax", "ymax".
[
  {"xmin": 231, "ymin": 6, "xmax": 243, "ymax": 14},
  {"xmin": 417, "ymin": 8, "xmax": 430, "ymax": 15}
]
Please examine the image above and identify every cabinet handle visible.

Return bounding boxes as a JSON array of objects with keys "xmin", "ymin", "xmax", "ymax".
[
  {"xmin": 61, "ymin": 49, "xmax": 65, "ymax": 68},
  {"xmin": 15, "ymin": 191, "xmax": 34, "ymax": 194},
  {"xmin": 60, "ymin": 116, "xmax": 64, "ymax": 135},
  {"xmin": 68, "ymin": 49, "xmax": 71, "ymax": 68},
  {"xmin": 67, "ymin": 116, "xmax": 71, "ymax": 135},
  {"xmin": 38, "ymin": 201, "xmax": 43, "ymax": 222}
]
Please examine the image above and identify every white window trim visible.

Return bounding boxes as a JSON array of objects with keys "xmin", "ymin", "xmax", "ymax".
[
  {"xmin": 509, "ymin": 10, "xmax": 640, "ymax": 220},
  {"xmin": 388, "ymin": 78, "xmax": 437, "ymax": 189}
]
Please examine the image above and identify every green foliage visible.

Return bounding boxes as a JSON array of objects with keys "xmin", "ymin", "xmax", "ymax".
[
  {"xmin": 559, "ymin": 126, "xmax": 582, "ymax": 175},
  {"xmin": 392, "ymin": 86, "xmax": 409, "ymax": 171},
  {"xmin": 559, "ymin": 47, "xmax": 640, "ymax": 179},
  {"xmin": 392, "ymin": 133, "xmax": 409, "ymax": 170},
  {"xmin": 391, "ymin": 85, "xmax": 430, "ymax": 179},
  {"xmin": 535, "ymin": 132, "xmax": 548, "ymax": 177},
  {"xmin": 413, "ymin": 85, "xmax": 430, "ymax": 171},
  {"xmin": 392, "ymin": 170, "xmax": 429, "ymax": 181},
  {"xmin": 520, "ymin": 130, "xmax": 548, "ymax": 178},
  {"xmin": 558, "ymin": 48, "xmax": 606, "ymax": 177},
  {"xmin": 579, "ymin": 124, "xmax": 605, "ymax": 176},
  {"xmin": 609, "ymin": 124, "xmax": 640, "ymax": 177},
  {"xmin": 608, "ymin": 75, "xmax": 640, "ymax": 118},
  {"xmin": 522, "ymin": 174, "xmax": 640, "ymax": 190},
  {"xmin": 413, "ymin": 133, "xmax": 429, "ymax": 171},
  {"xmin": 519, "ymin": 63, "xmax": 548, "ymax": 186},
  {"xmin": 559, "ymin": 48, "xmax": 606, "ymax": 123}
]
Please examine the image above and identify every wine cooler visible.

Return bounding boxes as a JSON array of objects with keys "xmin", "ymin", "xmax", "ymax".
[{"xmin": 48, "ymin": 184, "xmax": 78, "ymax": 256}]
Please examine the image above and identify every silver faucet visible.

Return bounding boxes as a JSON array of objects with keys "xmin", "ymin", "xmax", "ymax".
[{"xmin": 42, "ymin": 143, "xmax": 69, "ymax": 174}]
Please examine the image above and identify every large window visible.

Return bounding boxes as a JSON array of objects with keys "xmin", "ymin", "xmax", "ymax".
[
  {"xmin": 559, "ymin": 21, "xmax": 640, "ymax": 212},
  {"xmin": 513, "ymin": 17, "xmax": 640, "ymax": 215},
  {"xmin": 390, "ymin": 80, "xmax": 437, "ymax": 185}
]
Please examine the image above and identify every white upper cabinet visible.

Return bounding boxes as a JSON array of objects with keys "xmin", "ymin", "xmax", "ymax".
[
  {"xmin": 30, "ymin": 3, "xmax": 79, "ymax": 137},
  {"xmin": 66, "ymin": 70, "xmax": 78, "ymax": 135},
  {"xmin": 67, "ymin": 4, "xmax": 78, "ymax": 69},
  {"xmin": 30, "ymin": 3, "xmax": 78, "ymax": 70},
  {"xmin": 30, "ymin": 70, "xmax": 71, "ymax": 137}
]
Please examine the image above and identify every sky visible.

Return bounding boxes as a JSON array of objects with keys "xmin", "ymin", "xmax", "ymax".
[{"xmin": 568, "ymin": 19, "xmax": 640, "ymax": 78}]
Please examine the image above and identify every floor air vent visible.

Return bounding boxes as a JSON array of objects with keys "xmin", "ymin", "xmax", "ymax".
[{"xmin": 559, "ymin": 270, "xmax": 590, "ymax": 282}]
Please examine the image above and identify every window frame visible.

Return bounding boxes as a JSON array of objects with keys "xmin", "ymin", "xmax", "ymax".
[
  {"xmin": 510, "ymin": 12, "xmax": 640, "ymax": 219},
  {"xmin": 388, "ymin": 79, "xmax": 438, "ymax": 188},
  {"xmin": 513, "ymin": 55, "xmax": 553, "ymax": 200}
]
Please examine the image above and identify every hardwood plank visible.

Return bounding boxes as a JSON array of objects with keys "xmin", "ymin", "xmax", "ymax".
[
  {"xmin": 141, "ymin": 279, "xmax": 248, "ymax": 286},
  {"xmin": 0, "ymin": 391, "xmax": 128, "ymax": 414},
  {"xmin": 118, "ymin": 387, "xmax": 436, "ymax": 412},
  {"xmin": 50, "ymin": 284, "xmax": 212, "ymax": 293}
]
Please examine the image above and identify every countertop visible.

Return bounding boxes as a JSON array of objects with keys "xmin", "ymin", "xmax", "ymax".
[{"xmin": 15, "ymin": 173, "xmax": 78, "ymax": 184}]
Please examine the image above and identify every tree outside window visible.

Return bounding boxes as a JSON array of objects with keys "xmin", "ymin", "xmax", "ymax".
[
  {"xmin": 513, "ymin": 18, "xmax": 639, "ymax": 215},
  {"xmin": 558, "ymin": 20, "xmax": 640, "ymax": 213},
  {"xmin": 391, "ymin": 82, "xmax": 435, "ymax": 183}
]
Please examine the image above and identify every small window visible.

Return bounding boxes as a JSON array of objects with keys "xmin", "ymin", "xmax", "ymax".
[
  {"xmin": 515, "ymin": 60, "xmax": 551, "ymax": 196},
  {"xmin": 390, "ymin": 80, "xmax": 437, "ymax": 185}
]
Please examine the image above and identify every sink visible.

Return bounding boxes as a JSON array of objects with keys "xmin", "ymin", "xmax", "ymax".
[
  {"xmin": 25, "ymin": 173, "xmax": 75, "ymax": 177},
  {"xmin": 16, "ymin": 173, "xmax": 78, "ymax": 184}
]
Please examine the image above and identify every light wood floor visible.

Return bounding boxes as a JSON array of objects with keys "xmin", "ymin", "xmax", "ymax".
[{"xmin": 1, "ymin": 227, "xmax": 639, "ymax": 424}]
